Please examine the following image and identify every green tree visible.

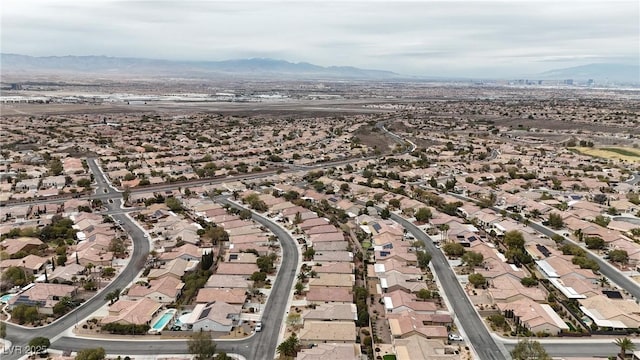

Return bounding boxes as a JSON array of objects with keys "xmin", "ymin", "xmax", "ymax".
[
  {"xmin": 510, "ymin": 339, "xmax": 551, "ymax": 360},
  {"xmin": 239, "ymin": 209, "xmax": 252, "ymax": 220},
  {"xmin": 75, "ymin": 347, "xmax": 106, "ymax": 360},
  {"xmin": 277, "ymin": 334, "xmax": 301, "ymax": 357},
  {"xmin": 256, "ymin": 254, "xmax": 276, "ymax": 273},
  {"xmin": 416, "ymin": 250, "xmax": 432, "ymax": 270},
  {"xmin": 585, "ymin": 236, "xmax": 605, "ymax": 250},
  {"xmin": 521, "ymin": 276, "xmax": 539, "ymax": 287},
  {"xmin": 609, "ymin": 249, "xmax": 629, "ymax": 264},
  {"xmin": 295, "ymin": 281, "xmax": 305, "ymax": 295},
  {"xmin": 188, "ymin": 331, "xmax": 217, "ymax": 360},
  {"xmin": 615, "ymin": 337, "xmax": 636, "ymax": 359},
  {"xmin": 468, "ymin": 273, "xmax": 486, "ymax": 288},
  {"xmin": 165, "ymin": 197, "xmax": 182, "ymax": 212},
  {"xmin": 11, "ymin": 304, "xmax": 39, "ymax": 324},
  {"xmin": 442, "ymin": 243, "xmax": 465, "ymax": 257},
  {"xmin": 461, "ymin": 251, "xmax": 484, "ymax": 268},
  {"xmin": 104, "ymin": 289, "xmax": 121, "ymax": 305},
  {"xmin": 594, "ymin": 215, "xmax": 611, "ymax": 227},
  {"xmin": 0, "ymin": 321, "xmax": 5, "ymax": 338},
  {"xmin": 551, "ymin": 234, "xmax": 564, "ymax": 245},
  {"xmin": 2, "ymin": 266, "xmax": 30, "ymax": 288},
  {"xmin": 380, "ymin": 207, "xmax": 390, "ymax": 219},
  {"xmin": 28, "ymin": 336, "xmax": 50, "ymax": 354},
  {"xmin": 122, "ymin": 186, "xmax": 131, "ymax": 204},
  {"xmin": 250, "ymin": 271, "xmax": 267, "ymax": 282},
  {"xmin": 416, "ymin": 288, "xmax": 432, "ymax": 300},
  {"xmin": 414, "ymin": 207, "xmax": 432, "ymax": 222},
  {"xmin": 504, "ymin": 230, "xmax": 525, "ymax": 249},
  {"xmin": 203, "ymin": 226, "xmax": 229, "ymax": 245},
  {"xmin": 49, "ymin": 159, "xmax": 63, "ymax": 176},
  {"xmin": 547, "ymin": 212, "xmax": 564, "ymax": 229}
]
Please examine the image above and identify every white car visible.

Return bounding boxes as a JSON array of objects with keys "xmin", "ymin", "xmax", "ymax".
[
  {"xmin": 255, "ymin": 322, "xmax": 262, "ymax": 332},
  {"xmin": 448, "ymin": 333, "xmax": 463, "ymax": 341}
]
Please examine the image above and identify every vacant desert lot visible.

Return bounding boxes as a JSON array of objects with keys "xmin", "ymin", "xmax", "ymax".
[{"xmin": 573, "ymin": 147, "xmax": 640, "ymax": 162}]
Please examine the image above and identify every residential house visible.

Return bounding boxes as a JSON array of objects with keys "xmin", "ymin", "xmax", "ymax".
[
  {"xmin": 195, "ymin": 288, "xmax": 247, "ymax": 304},
  {"xmin": 298, "ymin": 321, "xmax": 357, "ymax": 345},
  {"xmin": 180, "ymin": 301, "xmax": 242, "ymax": 332},
  {"xmin": 126, "ymin": 276, "xmax": 184, "ymax": 304},
  {"xmin": 579, "ymin": 294, "xmax": 640, "ymax": 329},
  {"xmin": 101, "ymin": 298, "xmax": 162, "ymax": 325},
  {"xmin": 8, "ymin": 283, "xmax": 77, "ymax": 315},
  {"xmin": 497, "ymin": 298, "xmax": 569, "ymax": 335},
  {"xmin": 296, "ymin": 343, "xmax": 362, "ymax": 360},
  {"xmin": 302, "ymin": 303, "xmax": 358, "ymax": 322}
]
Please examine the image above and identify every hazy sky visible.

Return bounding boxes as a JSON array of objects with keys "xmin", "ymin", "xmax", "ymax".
[{"xmin": 2, "ymin": 0, "xmax": 638, "ymax": 77}]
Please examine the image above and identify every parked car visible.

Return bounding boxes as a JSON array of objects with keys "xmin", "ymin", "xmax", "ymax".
[
  {"xmin": 448, "ymin": 333, "xmax": 463, "ymax": 341},
  {"xmin": 255, "ymin": 322, "xmax": 262, "ymax": 332}
]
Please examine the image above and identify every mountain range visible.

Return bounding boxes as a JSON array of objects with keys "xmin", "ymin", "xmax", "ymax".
[
  {"xmin": 0, "ymin": 53, "xmax": 399, "ymax": 80},
  {"xmin": 538, "ymin": 63, "xmax": 639, "ymax": 83},
  {"xmin": 1, "ymin": 53, "xmax": 638, "ymax": 83}
]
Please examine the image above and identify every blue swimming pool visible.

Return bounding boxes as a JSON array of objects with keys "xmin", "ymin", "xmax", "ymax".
[
  {"xmin": 0, "ymin": 294, "xmax": 15, "ymax": 304},
  {"xmin": 151, "ymin": 309, "xmax": 176, "ymax": 331}
]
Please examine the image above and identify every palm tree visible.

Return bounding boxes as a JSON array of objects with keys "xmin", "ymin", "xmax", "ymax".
[
  {"xmin": 598, "ymin": 276, "xmax": 610, "ymax": 288},
  {"xmin": 439, "ymin": 224, "xmax": 450, "ymax": 243},
  {"xmin": 615, "ymin": 337, "xmax": 636, "ymax": 359}
]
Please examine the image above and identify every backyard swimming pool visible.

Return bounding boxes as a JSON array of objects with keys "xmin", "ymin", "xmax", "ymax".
[
  {"xmin": 151, "ymin": 308, "xmax": 176, "ymax": 331},
  {"xmin": 0, "ymin": 294, "xmax": 15, "ymax": 304}
]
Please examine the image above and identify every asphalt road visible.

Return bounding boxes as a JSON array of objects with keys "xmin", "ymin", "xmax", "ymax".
[
  {"xmin": 3, "ymin": 159, "xmax": 299, "ymax": 359},
  {"xmin": 216, "ymin": 197, "xmax": 299, "ymax": 360},
  {"xmin": 53, "ymin": 198, "xmax": 299, "ymax": 359},
  {"xmin": 3, "ymin": 160, "xmax": 150, "ymax": 360},
  {"xmin": 528, "ymin": 221, "xmax": 640, "ymax": 300},
  {"xmin": 390, "ymin": 213, "xmax": 509, "ymax": 360}
]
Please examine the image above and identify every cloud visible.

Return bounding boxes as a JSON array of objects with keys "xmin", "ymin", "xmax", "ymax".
[{"xmin": 1, "ymin": 0, "xmax": 638, "ymax": 77}]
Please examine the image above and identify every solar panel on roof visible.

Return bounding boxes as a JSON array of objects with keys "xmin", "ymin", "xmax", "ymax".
[
  {"xmin": 602, "ymin": 290, "xmax": 623, "ymax": 299},
  {"xmin": 536, "ymin": 244, "xmax": 551, "ymax": 257},
  {"xmin": 199, "ymin": 307, "xmax": 212, "ymax": 319},
  {"xmin": 372, "ymin": 223, "xmax": 382, "ymax": 232}
]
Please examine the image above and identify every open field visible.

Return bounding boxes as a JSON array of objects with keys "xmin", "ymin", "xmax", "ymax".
[{"xmin": 572, "ymin": 146, "xmax": 640, "ymax": 162}]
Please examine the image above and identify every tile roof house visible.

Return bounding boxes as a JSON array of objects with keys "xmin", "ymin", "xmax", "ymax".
[
  {"xmin": 195, "ymin": 288, "xmax": 247, "ymax": 304},
  {"xmin": 101, "ymin": 298, "xmax": 162, "ymax": 325},
  {"xmin": 383, "ymin": 289, "xmax": 437, "ymax": 314},
  {"xmin": 394, "ymin": 335, "xmax": 461, "ymax": 360},
  {"xmin": 180, "ymin": 301, "xmax": 242, "ymax": 332},
  {"xmin": 308, "ymin": 273, "xmax": 356, "ymax": 288},
  {"xmin": 497, "ymin": 298, "xmax": 569, "ymax": 335},
  {"xmin": 487, "ymin": 273, "xmax": 547, "ymax": 303},
  {"xmin": 388, "ymin": 311, "xmax": 449, "ymax": 339},
  {"xmin": 313, "ymin": 262, "xmax": 354, "ymax": 274},
  {"xmin": 126, "ymin": 276, "xmax": 184, "ymax": 304},
  {"xmin": 215, "ymin": 262, "xmax": 259, "ymax": 276},
  {"xmin": 8, "ymin": 283, "xmax": 77, "ymax": 315},
  {"xmin": 1, "ymin": 254, "xmax": 48, "ymax": 275},
  {"xmin": 0, "ymin": 237, "xmax": 44, "ymax": 256},
  {"xmin": 302, "ymin": 303, "xmax": 358, "ymax": 322},
  {"xmin": 296, "ymin": 343, "xmax": 362, "ymax": 360},
  {"xmin": 298, "ymin": 321, "xmax": 357, "ymax": 345},
  {"xmin": 579, "ymin": 294, "xmax": 640, "ymax": 329},
  {"xmin": 148, "ymin": 258, "xmax": 195, "ymax": 280},
  {"xmin": 306, "ymin": 287, "xmax": 353, "ymax": 304},
  {"xmin": 205, "ymin": 274, "xmax": 253, "ymax": 289}
]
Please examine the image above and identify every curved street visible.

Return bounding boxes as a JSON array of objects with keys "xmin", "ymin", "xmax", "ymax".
[
  {"xmin": 390, "ymin": 213, "xmax": 509, "ymax": 360},
  {"xmin": 2, "ymin": 139, "xmax": 639, "ymax": 359}
]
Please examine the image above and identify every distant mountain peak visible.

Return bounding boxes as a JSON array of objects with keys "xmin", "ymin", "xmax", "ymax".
[
  {"xmin": 0, "ymin": 53, "xmax": 400, "ymax": 80},
  {"xmin": 538, "ymin": 63, "xmax": 639, "ymax": 83}
]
